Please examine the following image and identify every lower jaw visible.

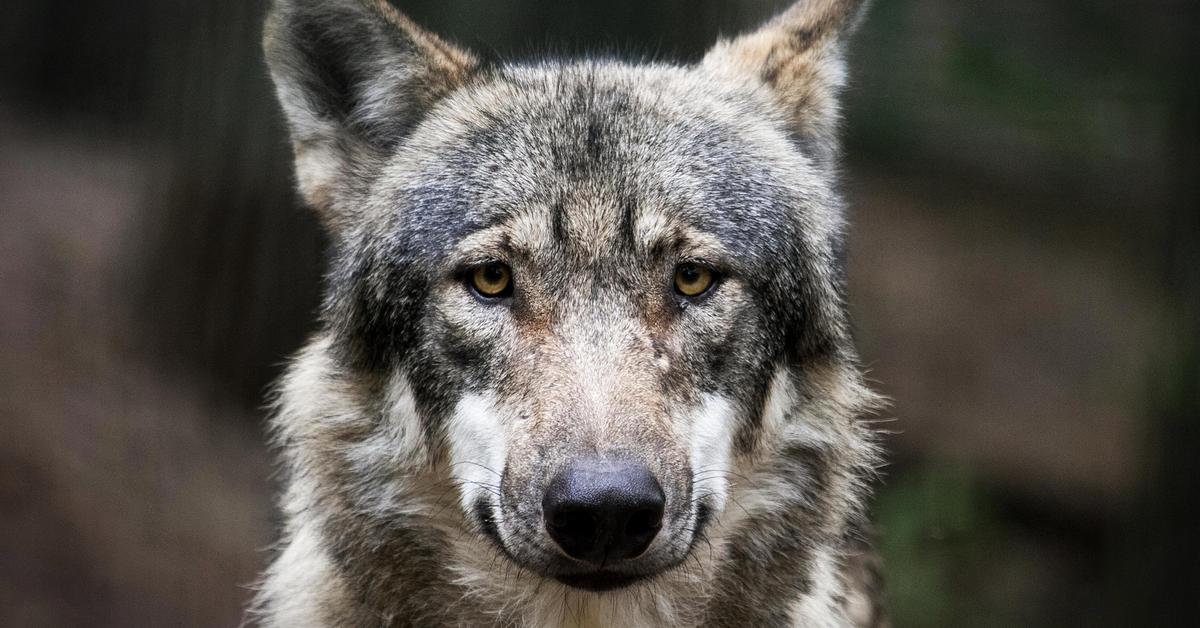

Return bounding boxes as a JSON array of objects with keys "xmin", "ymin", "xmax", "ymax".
[{"xmin": 554, "ymin": 571, "xmax": 648, "ymax": 592}]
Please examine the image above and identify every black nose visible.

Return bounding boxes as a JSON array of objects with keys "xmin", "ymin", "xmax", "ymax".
[{"xmin": 542, "ymin": 458, "xmax": 665, "ymax": 565}]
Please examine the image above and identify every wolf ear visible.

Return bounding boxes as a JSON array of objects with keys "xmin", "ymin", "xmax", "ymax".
[
  {"xmin": 702, "ymin": 0, "xmax": 869, "ymax": 165},
  {"xmin": 264, "ymin": 0, "xmax": 478, "ymax": 223}
]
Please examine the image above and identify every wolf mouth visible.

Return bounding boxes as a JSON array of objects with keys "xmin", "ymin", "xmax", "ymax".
[
  {"xmin": 553, "ymin": 571, "xmax": 647, "ymax": 592},
  {"xmin": 472, "ymin": 497, "xmax": 715, "ymax": 593},
  {"xmin": 476, "ymin": 498, "xmax": 651, "ymax": 591}
]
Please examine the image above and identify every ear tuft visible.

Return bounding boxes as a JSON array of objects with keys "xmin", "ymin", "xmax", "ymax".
[
  {"xmin": 264, "ymin": 0, "xmax": 478, "ymax": 223},
  {"xmin": 702, "ymin": 0, "xmax": 870, "ymax": 165}
]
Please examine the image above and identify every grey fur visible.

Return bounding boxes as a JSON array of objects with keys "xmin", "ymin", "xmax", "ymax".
[{"xmin": 254, "ymin": 1, "xmax": 887, "ymax": 626}]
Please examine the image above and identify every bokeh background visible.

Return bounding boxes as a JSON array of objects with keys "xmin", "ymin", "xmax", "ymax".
[{"xmin": 2, "ymin": 0, "xmax": 1197, "ymax": 625}]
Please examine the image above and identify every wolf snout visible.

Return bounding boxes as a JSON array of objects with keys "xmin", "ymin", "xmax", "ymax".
[{"xmin": 542, "ymin": 458, "xmax": 665, "ymax": 565}]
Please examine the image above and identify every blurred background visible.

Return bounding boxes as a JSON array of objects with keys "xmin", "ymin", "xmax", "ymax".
[{"xmin": 1, "ymin": 0, "xmax": 1196, "ymax": 625}]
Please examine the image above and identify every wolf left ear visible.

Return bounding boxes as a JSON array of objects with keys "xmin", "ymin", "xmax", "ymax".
[
  {"xmin": 702, "ymin": 0, "xmax": 869, "ymax": 165},
  {"xmin": 264, "ymin": 0, "xmax": 478, "ymax": 226}
]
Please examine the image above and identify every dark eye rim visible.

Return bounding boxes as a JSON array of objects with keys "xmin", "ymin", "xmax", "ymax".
[
  {"xmin": 463, "ymin": 260, "xmax": 514, "ymax": 302},
  {"xmin": 673, "ymin": 260, "xmax": 721, "ymax": 301}
]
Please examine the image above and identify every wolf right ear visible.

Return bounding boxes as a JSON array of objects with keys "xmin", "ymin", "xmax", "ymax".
[
  {"xmin": 264, "ymin": 0, "xmax": 478, "ymax": 224},
  {"xmin": 702, "ymin": 0, "xmax": 870, "ymax": 166}
]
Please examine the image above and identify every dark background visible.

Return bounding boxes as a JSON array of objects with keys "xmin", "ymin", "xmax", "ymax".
[{"xmin": 2, "ymin": 0, "xmax": 1197, "ymax": 625}]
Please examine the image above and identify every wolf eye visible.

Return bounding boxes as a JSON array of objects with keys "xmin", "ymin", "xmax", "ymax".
[
  {"xmin": 471, "ymin": 262, "xmax": 513, "ymax": 299},
  {"xmin": 674, "ymin": 262, "xmax": 715, "ymax": 298}
]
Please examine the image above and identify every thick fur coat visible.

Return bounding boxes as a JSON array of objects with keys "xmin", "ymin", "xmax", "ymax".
[{"xmin": 253, "ymin": 1, "xmax": 887, "ymax": 626}]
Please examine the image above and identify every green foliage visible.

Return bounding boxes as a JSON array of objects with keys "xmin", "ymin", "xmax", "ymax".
[{"xmin": 875, "ymin": 466, "xmax": 1007, "ymax": 628}]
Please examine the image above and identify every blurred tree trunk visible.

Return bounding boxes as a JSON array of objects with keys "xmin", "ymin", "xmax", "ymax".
[
  {"xmin": 136, "ymin": 0, "xmax": 324, "ymax": 408},
  {"xmin": 1124, "ymin": 1, "xmax": 1200, "ymax": 622}
]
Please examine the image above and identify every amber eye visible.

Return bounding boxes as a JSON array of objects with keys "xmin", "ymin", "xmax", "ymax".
[
  {"xmin": 471, "ymin": 262, "xmax": 512, "ymax": 298},
  {"xmin": 674, "ymin": 262, "xmax": 715, "ymax": 298}
]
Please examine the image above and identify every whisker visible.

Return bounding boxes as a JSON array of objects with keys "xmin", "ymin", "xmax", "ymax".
[{"xmin": 449, "ymin": 460, "xmax": 503, "ymax": 477}]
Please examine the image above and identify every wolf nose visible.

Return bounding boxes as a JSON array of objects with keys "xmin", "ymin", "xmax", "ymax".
[{"xmin": 542, "ymin": 458, "xmax": 665, "ymax": 565}]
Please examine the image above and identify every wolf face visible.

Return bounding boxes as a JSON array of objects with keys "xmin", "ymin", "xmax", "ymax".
[{"xmin": 260, "ymin": 1, "xmax": 883, "ymax": 625}]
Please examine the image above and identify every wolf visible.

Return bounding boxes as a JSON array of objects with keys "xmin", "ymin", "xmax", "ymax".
[{"xmin": 254, "ymin": 0, "xmax": 887, "ymax": 625}]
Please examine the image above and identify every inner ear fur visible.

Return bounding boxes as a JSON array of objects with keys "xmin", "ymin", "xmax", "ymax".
[
  {"xmin": 702, "ymin": 0, "xmax": 870, "ymax": 165},
  {"xmin": 263, "ymin": 0, "xmax": 478, "ymax": 224}
]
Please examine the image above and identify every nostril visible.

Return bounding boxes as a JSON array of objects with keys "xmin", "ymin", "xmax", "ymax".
[
  {"xmin": 548, "ymin": 507, "xmax": 595, "ymax": 538},
  {"xmin": 544, "ymin": 503, "xmax": 602, "ymax": 563},
  {"xmin": 625, "ymin": 506, "xmax": 663, "ymax": 539}
]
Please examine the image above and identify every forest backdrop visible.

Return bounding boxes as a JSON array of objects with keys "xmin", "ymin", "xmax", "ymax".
[{"xmin": 1, "ymin": 1, "xmax": 1197, "ymax": 625}]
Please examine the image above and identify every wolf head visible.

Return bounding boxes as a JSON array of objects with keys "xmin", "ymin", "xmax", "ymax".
[{"xmin": 263, "ymin": 0, "xmax": 879, "ymax": 621}]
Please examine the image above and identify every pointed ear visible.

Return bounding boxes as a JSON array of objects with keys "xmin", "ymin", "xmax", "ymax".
[
  {"xmin": 263, "ymin": 0, "xmax": 478, "ymax": 224},
  {"xmin": 702, "ymin": 0, "xmax": 869, "ymax": 165}
]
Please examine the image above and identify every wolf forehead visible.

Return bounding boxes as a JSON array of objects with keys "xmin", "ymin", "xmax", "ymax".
[
  {"xmin": 317, "ymin": 61, "xmax": 855, "ymax": 375},
  {"xmin": 354, "ymin": 61, "xmax": 845, "ymax": 273}
]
